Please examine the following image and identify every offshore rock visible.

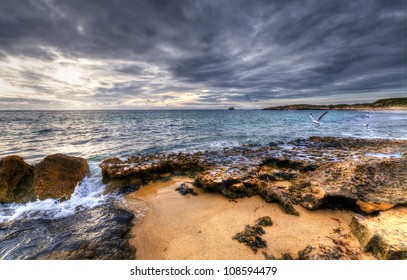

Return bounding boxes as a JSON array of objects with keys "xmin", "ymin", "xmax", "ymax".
[
  {"xmin": 0, "ymin": 156, "xmax": 35, "ymax": 203},
  {"xmin": 33, "ymin": 154, "xmax": 90, "ymax": 200},
  {"xmin": 294, "ymin": 157, "xmax": 407, "ymax": 213},
  {"xmin": 0, "ymin": 203, "xmax": 135, "ymax": 260},
  {"xmin": 350, "ymin": 207, "xmax": 407, "ymax": 260}
]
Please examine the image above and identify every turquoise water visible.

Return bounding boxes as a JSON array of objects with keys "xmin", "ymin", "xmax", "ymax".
[{"xmin": 0, "ymin": 110, "xmax": 406, "ymax": 163}]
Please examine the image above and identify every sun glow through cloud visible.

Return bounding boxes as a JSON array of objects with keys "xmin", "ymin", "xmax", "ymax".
[
  {"xmin": 54, "ymin": 66, "xmax": 83, "ymax": 85},
  {"xmin": 0, "ymin": 0, "xmax": 405, "ymax": 110}
]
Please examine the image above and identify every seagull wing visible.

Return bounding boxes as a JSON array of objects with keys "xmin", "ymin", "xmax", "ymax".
[
  {"xmin": 309, "ymin": 113, "xmax": 315, "ymax": 121},
  {"xmin": 317, "ymin": 111, "xmax": 328, "ymax": 122}
]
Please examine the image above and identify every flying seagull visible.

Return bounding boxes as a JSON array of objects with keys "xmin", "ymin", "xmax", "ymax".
[{"xmin": 309, "ymin": 111, "xmax": 328, "ymax": 126}]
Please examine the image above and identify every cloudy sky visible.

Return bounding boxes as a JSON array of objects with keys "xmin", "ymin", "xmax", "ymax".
[{"xmin": 0, "ymin": 0, "xmax": 405, "ymax": 110}]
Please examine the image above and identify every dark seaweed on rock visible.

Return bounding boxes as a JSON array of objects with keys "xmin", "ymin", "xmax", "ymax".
[
  {"xmin": 175, "ymin": 182, "xmax": 198, "ymax": 196},
  {"xmin": 255, "ymin": 216, "xmax": 273, "ymax": 227},
  {"xmin": 233, "ymin": 216, "xmax": 272, "ymax": 253}
]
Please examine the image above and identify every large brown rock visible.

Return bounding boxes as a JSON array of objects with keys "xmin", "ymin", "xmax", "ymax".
[
  {"xmin": 351, "ymin": 207, "xmax": 407, "ymax": 259},
  {"xmin": 33, "ymin": 154, "xmax": 90, "ymax": 200},
  {"xmin": 100, "ymin": 154, "xmax": 209, "ymax": 194},
  {"xmin": 194, "ymin": 166, "xmax": 259, "ymax": 198},
  {"xmin": 0, "ymin": 156, "xmax": 35, "ymax": 203},
  {"xmin": 294, "ymin": 158, "xmax": 407, "ymax": 213}
]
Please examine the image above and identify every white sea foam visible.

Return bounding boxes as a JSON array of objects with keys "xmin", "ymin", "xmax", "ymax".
[
  {"xmin": 0, "ymin": 162, "xmax": 108, "ymax": 223},
  {"xmin": 365, "ymin": 152, "xmax": 403, "ymax": 158},
  {"xmin": 207, "ymin": 140, "xmax": 240, "ymax": 149}
]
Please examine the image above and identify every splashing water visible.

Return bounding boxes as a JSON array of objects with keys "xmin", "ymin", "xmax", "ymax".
[{"xmin": 0, "ymin": 162, "xmax": 108, "ymax": 223}]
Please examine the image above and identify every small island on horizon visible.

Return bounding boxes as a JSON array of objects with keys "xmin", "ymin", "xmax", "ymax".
[{"xmin": 263, "ymin": 97, "xmax": 407, "ymax": 111}]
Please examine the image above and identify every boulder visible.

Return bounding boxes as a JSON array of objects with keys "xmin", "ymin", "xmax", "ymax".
[
  {"xmin": 194, "ymin": 166, "xmax": 259, "ymax": 198},
  {"xmin": 33, "ymin": 154, "xmax": 90, "ymax": 200},
  {"xmin": 0, "ymin": 156, "xmax": 35, "ymax": 203},
  {"xmin": 351, "ymin": 207, "xmax": 407, "ymax": 260},
  {"xmin": 294, "ymin": 158, "xmax": 407, "ymax": 213}
]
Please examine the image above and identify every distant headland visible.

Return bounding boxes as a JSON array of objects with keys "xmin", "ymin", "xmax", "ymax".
[{"xmin": 263, "ymin": 97, "xmax": 407, "ymax": 110}]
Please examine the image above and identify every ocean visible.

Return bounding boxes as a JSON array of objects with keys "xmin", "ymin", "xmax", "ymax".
[
  {"xmin": 0, "ymin": 109, "xmax": 406, "ymax": 223},
  {"xmin": 1, "ymin": 110, "xmax": 406, "ymax": 164}
]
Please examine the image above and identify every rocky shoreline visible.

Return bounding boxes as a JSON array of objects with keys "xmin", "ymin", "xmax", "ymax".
[{"xmin": 1, "ymin": 136, "xmax": 406, "ymax": 259}]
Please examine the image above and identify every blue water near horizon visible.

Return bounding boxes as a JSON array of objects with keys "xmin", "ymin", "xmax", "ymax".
[
  {"xmin": 0, "ymin": 109, "xmax": 406, "ymax": 223},
  {"xmin": 1, "ymin": 109, "xmax": 406, "ymax": 164}
]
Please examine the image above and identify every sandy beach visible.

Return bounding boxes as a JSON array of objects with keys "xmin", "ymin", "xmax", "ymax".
[{"xmin": 124, "ymin": 177, "xmax": 372, "ymax": 260}]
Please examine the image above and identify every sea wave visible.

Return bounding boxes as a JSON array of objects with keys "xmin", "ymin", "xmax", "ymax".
[{"xmin": 0, "ymin": 162, "xmax": 108, "ymax": 223}]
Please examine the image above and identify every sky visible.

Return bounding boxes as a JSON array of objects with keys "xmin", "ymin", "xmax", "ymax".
[{"xmin": 0, "ymin": 0, "xmax": 405, "ymax": 110}]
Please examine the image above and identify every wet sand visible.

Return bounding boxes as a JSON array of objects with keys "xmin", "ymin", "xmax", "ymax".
[{"xmin": 124, "ymin": 177, "xmax": 370, "ymax": 260}]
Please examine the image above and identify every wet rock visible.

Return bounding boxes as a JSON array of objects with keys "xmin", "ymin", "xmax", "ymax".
[
  {"xmin": 350, "ymin": 207, "xmax": 407, "ymax": 260},
  {"xmin": 294, "ymin": 158, "xmax": 407, "ymax": 213},
  {"xmin": 233, "ymin": 216, "xmax": 272, "ymax": 253},
  {"xmin": 103, "ymin": 177, "xmax": 143, "ymax": 195},
  {"xmin": 0, "ymin": 156, "xmax": 35, "ymax": 203},
  {"xmin": 175, "ymin": 182, "xmax": 198, "ymax": 196},
  {"xmin": 0, "ymin": 203, "xmax": 135, "ymax": 260},
  {"xmin": 33, "ymin": 154, "xmax": 90, "ymax": 200},
  {"xmin": 258, "ymin": 181, "xmax": 299, "ymax": 216}
]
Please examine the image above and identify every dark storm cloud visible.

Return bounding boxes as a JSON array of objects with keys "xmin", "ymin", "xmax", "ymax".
[{"xmin": 0, "ymin": 0, "xmax": 405, "ymax": 107}]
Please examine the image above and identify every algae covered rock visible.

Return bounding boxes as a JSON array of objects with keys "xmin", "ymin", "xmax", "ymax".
[
  {"xmin": 33, "ymin": 154, "xmax": 90, "ymax": 200},
  {"xmin": 233, "ymin": 216, "xmax": 273, "ymax": 253},
  {"xmin": 0, "ymin": 156, "xmax": 35, "ymax": 203},
  {"xmin": 175, "ymin": 182, "xmax": 198, "ymax": 196}
]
